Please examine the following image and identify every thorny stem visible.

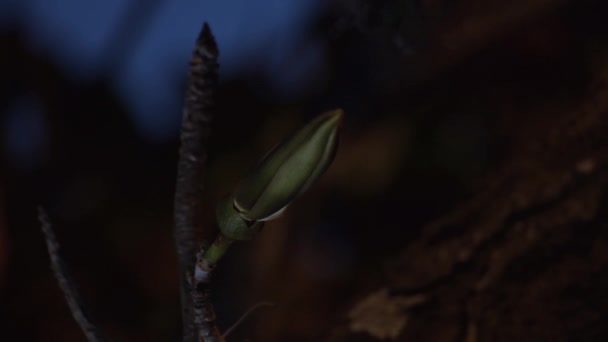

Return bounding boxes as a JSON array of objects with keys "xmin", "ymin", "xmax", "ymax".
[
  {"xmin": 38, "ymin": 207, "xmax": 106, "ymax": 342},
  {"xmin": 174, "ymin": 22, "xmax": 219, "ymax": 342}
]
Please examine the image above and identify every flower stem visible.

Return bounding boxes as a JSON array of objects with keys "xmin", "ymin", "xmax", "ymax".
[{"xmin": 202, "ymin": 233, "xmax": 234, "ymax": 266}]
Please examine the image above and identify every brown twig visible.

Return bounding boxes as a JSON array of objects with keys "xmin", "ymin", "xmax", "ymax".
[
  {"xmin": 37, "ymin": 207, "xmax": 106, "ymax": 342},
  {"xmin": 190, "ymin": 247, "xmax": 224, "ymax": 342},
  {"xmin": 174, "ymin": 22, "xmax": 219, "ymax": 342}
]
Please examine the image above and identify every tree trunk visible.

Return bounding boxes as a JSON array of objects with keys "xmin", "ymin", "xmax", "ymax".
[{"xmin": 327, "ymin": 62, "xmax": 608, "ymax": 341}]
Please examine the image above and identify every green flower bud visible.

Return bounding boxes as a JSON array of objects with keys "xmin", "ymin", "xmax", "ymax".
[{"xmin": 233, "ymin": 109, "xmax": 343, "ymax": 221}]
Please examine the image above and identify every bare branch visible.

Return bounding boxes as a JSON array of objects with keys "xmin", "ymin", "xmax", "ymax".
[
  {"xmin": 174, "ymin": 22, "xmax": 219, "ymax": 342},
  {"xmin": 191, "ymin": 248, "xmax": 224, "ymax": 342},
  {"xmin": 38, "ymin": 207, "xmax": 106, "ymax": 342}
]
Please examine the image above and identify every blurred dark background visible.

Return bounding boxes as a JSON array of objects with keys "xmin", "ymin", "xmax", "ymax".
[{"xmin": 1, "ymin": 0, "xmax": 608, "ymax": 340}]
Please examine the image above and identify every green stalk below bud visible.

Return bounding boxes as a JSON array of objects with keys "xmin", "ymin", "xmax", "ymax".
[{"xmin": 202, "ymin": 234, "xmax": 234, "ymax": 266}]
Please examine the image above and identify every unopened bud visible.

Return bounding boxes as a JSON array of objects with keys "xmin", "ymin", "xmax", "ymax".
[
  {"xmin": 234, "ymin": 109, "xmax": 343, "ymax": 221},
  {"xmin": 216, "ymin": 109, "xmax": 343, "ymax": 240}
]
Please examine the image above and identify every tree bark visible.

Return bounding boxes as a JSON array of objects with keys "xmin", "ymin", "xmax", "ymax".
[{"xmin": 327, "ymin": 60, "xmax": 608, "ymax": 341}]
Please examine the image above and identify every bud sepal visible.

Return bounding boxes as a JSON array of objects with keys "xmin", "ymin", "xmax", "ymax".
[{"xmin": 216, "ymin": 196, "xmax": 264, "ymax": 241}]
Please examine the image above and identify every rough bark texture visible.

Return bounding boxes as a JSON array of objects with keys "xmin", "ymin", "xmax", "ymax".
[
  {"xmin": 174, "ymin": 23, "xmax": 219, "ymax": 342},
  {"xmin": 327, "ymin": 63, "xmax": 608, "ymax": 341},
  {"xmin": 191, "ymin": 247, "xmax": 224, "ymax": 342}
]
